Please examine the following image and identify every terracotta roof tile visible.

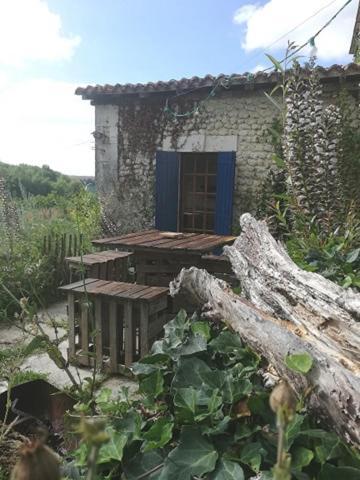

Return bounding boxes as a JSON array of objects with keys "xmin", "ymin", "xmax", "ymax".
[{"xmin": 75, "ymin": 63, "xmax": 360, "ymax": 100}]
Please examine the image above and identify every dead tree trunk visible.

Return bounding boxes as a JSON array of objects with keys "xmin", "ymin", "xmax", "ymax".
[{"xmin": 170, "ymin": 214, "xmax": 360, "ymax": 447}]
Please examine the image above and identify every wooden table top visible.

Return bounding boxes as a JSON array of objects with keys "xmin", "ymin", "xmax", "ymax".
[
  {"xmin": 59, "ymin": 278, "xmax": 168, "ymax": 301},
  {"xmin": 92, "ymin": 230, "xmax": 236, "ymax": 254},
  {"xmin": 65, "ymin": 250, "xmax": 132, "ymax": 266}
]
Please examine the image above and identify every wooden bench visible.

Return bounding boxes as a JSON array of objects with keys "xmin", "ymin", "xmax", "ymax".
[
  {"xmin": 65, "ymin": 250, "xmax": 133, "ymax": 282},
  {"xmin": 60, "ymin": 278, "xmax": 168, "ymax": 373}
]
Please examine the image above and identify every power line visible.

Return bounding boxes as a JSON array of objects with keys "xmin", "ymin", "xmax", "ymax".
[
  {"xmin": 165, "ymin": 0, "xmax": 354, "ymax": 118},
  {"xmin": 240, "ymin": 0, "xmax": 341, "ymax": 72}
]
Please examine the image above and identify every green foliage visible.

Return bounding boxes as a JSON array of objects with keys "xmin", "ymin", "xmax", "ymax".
[
  {"xmin": 0, "ymin": 162, "xmax": 82, "ymax": 198},
  {"xmin": 285, "ymin": 212, "xmax": 360, "ymax": 290},
  {"xmin": 0, "ymin": 178, "xmax": 101, "ymax": 320},
  {"xmin": 260, "ymin": 60, "xmax": 360, "ymax": 291},
  {"xmin": 285, "ymin": 353, "xmax": 313, "ymax": 374},
  {"xmin": 10, "ymin": 370, "xmax": 48, "ymax": 386},
  {"xmin": 71, "ymin": 311, "xmax": 360, "ymax": 479}
]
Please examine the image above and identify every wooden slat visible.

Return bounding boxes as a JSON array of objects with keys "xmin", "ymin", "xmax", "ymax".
[
  {"xmin": 68, "ymin": 292, "xmax": 76, "ymax": 358},
  {"xmin": 71, "ymin": 279, "xmax": 109, "ymax": 294},
  {"xmin": 94, "ymin": 298, "xmax": 103, "ymax": 368},
  {"xmin": 92, "ymin": 230, "xmax": 157, "ymax": 245},
  {"xmin": 125, "ymin": 285, "xmax": 149, "ymax": 299},
  {"xmin": 124, "ymin": 300, "xmax": 133, "ymax": 367},
  {"xmin": 138, "ymin": 233, "xmax": 197, "ymax": 248},
  {"xmin": 148, "ymin": 295, "xmax": 168, "ymax": 315},
  {"xmin": 100, "ymin": 261, "xmax": 108, "ymax": 280},
  {"xmin": 109, "ymin": 300, "xmax": 119, "ymax": 372},
  {"xmin": 141, "ymin": 234, "xmax": 207, "ymax": 249},
  {"xmin": 111, "ymin": 231, "xmax": 164, "ymax": 247},
  {"xmin": 189, "ymin": 235, "xmax": 235, "ymax": 251},
  {"xmin": 102, "ymin": 282, "xmax": 134, "ymax": 296},
  {"xmin": 140, "ymin": 303, "xmax": 149, "ymax": 357},
  {"xmin": 171, "ymin": 234, "xmax": 223, "ymax": 250},
  {"xmin": 96, "ymin": 250, "xmax": 133, "ymax": 259},
  {"xmin": 59, "ymin": 278, "xmax": 99, "ymax": 292},
  {"xmin": 137, "ymin": 286, "xmax": 168, "ymax": 301}
]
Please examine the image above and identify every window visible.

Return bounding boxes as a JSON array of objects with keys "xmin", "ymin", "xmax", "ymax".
[
  {"xmin": 155, "ymin": 150, "xmax": 235, "ymax": 235},
  {"xmin": 180, "ymin": 153, "xmax": 217, "ymax": 233}
]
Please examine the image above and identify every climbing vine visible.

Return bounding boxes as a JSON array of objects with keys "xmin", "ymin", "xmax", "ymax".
[{"xmin": 100, "ymin": 94, "xmax": 203, "ymax": 233}]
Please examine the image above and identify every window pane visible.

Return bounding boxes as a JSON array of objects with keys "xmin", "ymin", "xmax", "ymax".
[
  {"xmin": 193, "ymin": 194, "xmax": 205, "ymax": 212},
  {"xmin": 194, "ymin": 213, "xmax": 203, "ymax": 230},
  {"xmin": 195, "ymin": 157, "xmax": 206, "ymax": 173},
  {"xmin": 195, "ymin": 176, "xmax": 206, "ymax": 193},
  {"xmin": 183, "ymin": 213, "xmax": 193, "ymax": 229},
  {"xmin": 183, "ymin": 175, "xmax": 193, "ymax": 192},
  {"xmin": 208, "ymin": 175, "xmax": 216, "ymax": 193},
  {"xmin": 184, "ymin": 193, "xmax": 194, "ymax": 210},
  {"xmin": 206, "ymin": 214, "xmax": 214, "ymax": 231},
  {"xmin": 183, "ymin": 157, "xmax": 194, "ymax": 174},
  {"xmin": 208, "ymin": 158, "xmax": 217, "ymax": 174}
]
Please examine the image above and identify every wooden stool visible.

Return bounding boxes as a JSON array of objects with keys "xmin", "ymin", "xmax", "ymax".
[
  {"xmin": 65, "ymin": 250, "xmax": 133, "ymax": 282},
  {"xmin": 59, "ymin": 278, "xmax": 168, "ymax": 372}
]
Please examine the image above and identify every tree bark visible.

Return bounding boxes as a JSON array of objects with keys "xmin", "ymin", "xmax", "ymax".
[{"xmin": 170, "ymin": 214, "xmax": 360, "ymax": 447}]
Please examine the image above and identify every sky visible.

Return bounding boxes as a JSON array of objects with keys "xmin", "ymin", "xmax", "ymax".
[{"xmin": 0, "ymin": 0, "xmax": 357, "ymax": 176}]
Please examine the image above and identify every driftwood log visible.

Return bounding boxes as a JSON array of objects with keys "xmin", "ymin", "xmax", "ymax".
[{"xmin": 170, "ymin": 214, "xmax": 360, "ymax": 447}]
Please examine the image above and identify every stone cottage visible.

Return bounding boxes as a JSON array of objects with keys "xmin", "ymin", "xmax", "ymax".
[{"xmin": 76, "ymin": 64, "xmax": 360, "ymax": 234}]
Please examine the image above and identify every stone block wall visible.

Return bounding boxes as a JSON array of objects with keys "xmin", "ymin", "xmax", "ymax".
[{"xmin": 93, "ymin": 84, "xmax": 358, "ymax": 233}]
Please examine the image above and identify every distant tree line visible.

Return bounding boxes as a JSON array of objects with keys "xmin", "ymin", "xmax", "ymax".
[{"xmin": 0, "ymin": 162, "xmax": 85, "ymax": 198}]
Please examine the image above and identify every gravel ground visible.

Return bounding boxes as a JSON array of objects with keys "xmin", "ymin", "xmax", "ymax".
[{"xmin": 0, "ymin": 300, "xmax": 137, "ymax": 396}]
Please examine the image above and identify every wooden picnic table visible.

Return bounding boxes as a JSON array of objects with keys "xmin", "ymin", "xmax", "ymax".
[{"xmin": 92, "ymin": 229, "xmax": 236, "ymax": 287}]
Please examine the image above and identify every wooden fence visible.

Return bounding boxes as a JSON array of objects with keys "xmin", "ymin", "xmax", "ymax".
[{"xmin": 42, "ymin": 233, "xmax": 83, "ymax": 260}]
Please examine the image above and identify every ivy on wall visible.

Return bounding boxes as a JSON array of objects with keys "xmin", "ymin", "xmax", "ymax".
[{"xmin": 100, "ymin": 94, "xmax": 203, "ymax": 233}]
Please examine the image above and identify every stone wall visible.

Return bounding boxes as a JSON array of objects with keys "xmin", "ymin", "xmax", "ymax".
[{"xmin": 93, "ymin": 83, "xmax": 358, "ymax": 233}]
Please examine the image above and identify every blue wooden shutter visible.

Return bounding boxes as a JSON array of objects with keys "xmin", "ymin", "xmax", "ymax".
[
  {"xmin": 215, "ymin": 151, "xmax": 236, "ymax": 235},
  {"xmin": 155, "ymin": 151, "xmax": 179, "ymax": 231}
]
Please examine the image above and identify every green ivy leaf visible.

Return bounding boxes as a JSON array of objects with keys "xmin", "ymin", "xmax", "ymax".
[
  {"xmin": 139, "ymin": 369, "xmax": 164, "ymax": 398},
  {"xmin": 222, "ymin": 376, "xmax": 252, "ymax": 404},
  {"xmin": 291, "ymin": 446, "xmax": 314, "ymax": 470},
  {"xmin": 174, "ymin": 387, "xmax": 199, "ymax": 422},
  {"xmin": 159, "ymin": 426, "xmax": 218, "ymax": 480},
  {"xmin": 123, "ymin": 449, "xmax": 165, "ymax": 480},
  {"xmin": 171, "ymin": 357, "xmax": 223, "ymax": 390},
  {"xmin": 210, "ymin": 459, "xmax": 245, "ymax": 479},
  {"xmin": 234, "ymin": 423, "xmax": 261, "ymax": 441},
  {"xmin": 239, "ymin": 442, "xmax": 265, "ymax": 473},
  {"xmin": 346, "ymin": 248, "xmax": 360, "ymax": 263},
  {"xmin": 191, "ymin": 321, "xmax": 211, "ymax": 340},
  {"xmin": 285, "ymin": 414, "xmax": 305, "ymax": 449},
  {"xmin": 114, "ymin": 411, "xmax": 142, "ymax": 443},
  {"xmin": 178, "ymin": 333, "xmax": 208, "ymax": 357},
  {"xmin": 210, "ymin": 330, "xmax": 243, "ymax": 354},
  {"xmin": 319, "ymin": 464, "xmax": 360, "ymax": 480},
  {"xmin": 163, "ymin": 309, "xmax": 189, "ymax": 347},
  {"xmin": 142, "ymin": 417, "xmax": 174, "ymax": 452},
  {"xmin": 97, "ymin": 427, "xmax": 127, "ymax": 464},
  {"xmin": 285, "ymin": 352, "xmax": 313, "ymax": 374}
]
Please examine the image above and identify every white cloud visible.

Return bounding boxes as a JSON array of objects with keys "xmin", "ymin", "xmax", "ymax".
[
  {"xmin": 234, "ymin": 0, "xmax": 357, "ymax": 62},
  {"xmin": 233, "ymin": 4, "xmax": 258, "ymax": 24},
  {"xmin": 0, "ymin": 0, "xmax": 80, "ymax": 66},
  {"xmin": 250, "ymin": 64, "xmax": 266, "ymax": 73},
  {"xmin": 0, "ymin": 78, "xmax": 94, "ymax": 175}
]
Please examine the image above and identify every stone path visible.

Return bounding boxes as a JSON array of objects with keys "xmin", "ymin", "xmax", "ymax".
[{"xmin": 0, "ymin": 300, "xmax": 137, "ymax": 396}]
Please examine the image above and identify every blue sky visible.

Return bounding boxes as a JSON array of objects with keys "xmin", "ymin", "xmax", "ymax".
[{"xmin": 0, "ymin": 0, "xmax": 357, "ymax": 175}]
